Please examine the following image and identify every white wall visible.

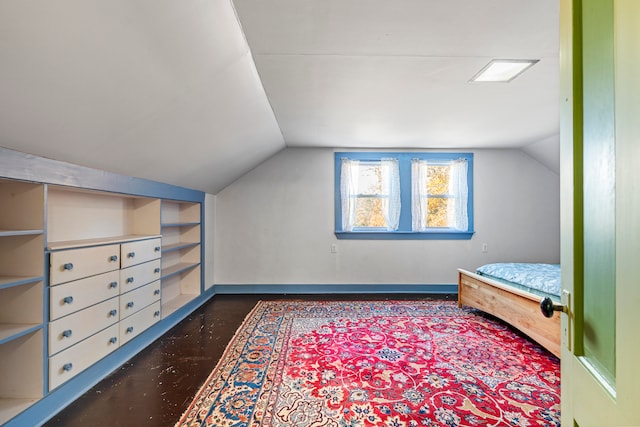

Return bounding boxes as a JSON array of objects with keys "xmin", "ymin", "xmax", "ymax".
[
  {"xmin": 522, "ymin": 134, "xmax": 560, "ymax": 174},
  {"xmin": 214, "ymin": 147, "xmax": 560, "ymax": 286}
]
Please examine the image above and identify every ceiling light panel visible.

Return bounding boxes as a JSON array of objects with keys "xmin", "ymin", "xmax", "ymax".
[{"xmin": 471, "ymin": 59, "xmax": 539, "ymax": 82}]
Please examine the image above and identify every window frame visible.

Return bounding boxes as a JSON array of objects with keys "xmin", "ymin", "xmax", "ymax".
[{"xmin": 334, "ymin": 152, "xmax": 475, "ymax": 240}]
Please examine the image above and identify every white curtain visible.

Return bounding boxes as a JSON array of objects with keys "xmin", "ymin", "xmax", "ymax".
[
  {"xmin": 340, "ymin": 158, "xmax": 359, "ymax": 231},
  {"xmin": 411, "ymin": 159, "xmax": 429, "ymax": 231},
  {"xmin": 448, "ymin": 158, "xmax": 468, "ymax": 230},
  {"xmin": 381, "ymin": 158, "xmax": 401, "ymax": 231}
]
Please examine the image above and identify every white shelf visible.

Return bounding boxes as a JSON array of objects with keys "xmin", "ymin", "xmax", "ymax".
[
  {"xmin": 160, "ymin": 200, "xmax": 200, "ymax": 225},
  {"xmin": 0, "ymin": 324, "xmax": 41, "ymax": 345},
  {"xmin": 0, "ymin": 275, "xmax": 43, "ymax": 290},
  {"xmin": 0, "ymin": 179, "xmax": 45, "ymax": 426},
  {"xmin": 0, "ymin": 281, "xmax": 43, "ymax": 344},
  {"xmin": 47, "ymin": 187, "xmax": 161, "ymax": 244},
  {"xmin": 162, "ymin": 242, "xmax": 199, "ymax": 254},
  {"xmin": 161, "ymin": 293, "xmax": 198, "ymax": 318},
  {"xmin": 161, "ymin": 222, "xmax": 199, "ymax": 228},
  {"xmin": 161, "ymin": 262, "xmax": 199, "ymax": 279},
  {"xmin": 0, "ymin": 229, "xmax": 43, "ymax": 237},
  {"xmin": 0, "ymin": 398, "xmax": 39, "ymax": 426},
  {"xmin": 0, "ymin": 329, "xmax": 43, "ymax": 425}
]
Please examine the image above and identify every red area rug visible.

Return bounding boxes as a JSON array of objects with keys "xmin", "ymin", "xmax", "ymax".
[{"xmin": 176, "ymin": 300, "xmax": 560, "ymax": 427}]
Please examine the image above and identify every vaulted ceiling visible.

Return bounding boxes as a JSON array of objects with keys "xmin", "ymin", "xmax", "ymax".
[{"xmin": 0, "ymin": 0, "xmax": 559, "ymax": 194}]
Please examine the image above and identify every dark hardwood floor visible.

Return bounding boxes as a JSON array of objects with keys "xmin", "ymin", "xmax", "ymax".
[{"xmin": 43, "ymin": 294, "xmax": 453, "ymax": 427}]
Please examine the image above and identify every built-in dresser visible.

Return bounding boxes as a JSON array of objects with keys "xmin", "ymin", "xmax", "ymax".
[{"xmin": 0, "ymin": 148, "xmax": 208, "ymax": 426}]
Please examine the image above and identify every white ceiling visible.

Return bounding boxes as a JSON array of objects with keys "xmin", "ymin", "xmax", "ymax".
[
  {"xmin": 234, "ymin": 0, "xmax": 560, "ymax": 151},
  {"xmin": 0, "ymin": 0, "xmax": 559, "ymax": 194}
]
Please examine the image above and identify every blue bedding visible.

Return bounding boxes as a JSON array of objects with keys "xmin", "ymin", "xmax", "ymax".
[{"xmin": 475, "ymin": 263, "xmax": 561, "ymax": 298}]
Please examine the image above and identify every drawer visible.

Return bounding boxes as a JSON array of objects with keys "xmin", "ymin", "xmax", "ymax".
[
  {"xmin": 120, "ymin": 238, "xmax": 161, "ymax": 268},
  {"xmin": 120, "ymin": 280, "xmax": 161, "ymax": 319},
  {"xmin": 120, "ymin": 259, "xmax": 161, "ymax": 293},
  {"xmin": 120, "ymin": 301, "xmax": 161, "ymax": 345},
  {"xmin": 49, "ymin": 323, "xmax": 120, "ymax": 390},
  {"xmin": 50, "ymin": 270, "xmax": 120, "ymax": 320},
  {"xmin": 49, "ymin": 296, "xmax": 120, "ymax": 355},
  {"xmin": 50, "ymin": 244, "xmax": 121, "ymax": 285}
]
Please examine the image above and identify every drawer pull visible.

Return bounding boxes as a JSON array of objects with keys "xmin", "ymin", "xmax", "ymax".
[
  {"xmin": 154, "ymin": 289, "xmax": 160, "ymax": 295},
  {"xmin": 126, "ymin": 326, "xmax": 134, "ymax": 334},
  {"xmin": 109, "ymin": 309, "xmax": 118, "ymax": 317},
  {"xmin": 126, "ymin": 277, "xmax": 134, "ymax": 283},
  {"xmin": 109, "ymin": 281, "xmax": 118, "ymax": 289},
  {"xmin": 62, "ymin": 363, "xmax": 73, "ymax": 372},
  {"xmin": 63, "ymin": 263, "xmax": 74, "ymax": 271},
  {"xmin": 154, "ymin": 246, "xmax": 161, "ymax": 252},
  {"xmin": 154, "ymin": 267, "xmax": 160, "ymax": 274},
  {"xmin": 63, "ymin": 296, "xmax": 74, "ymax": 304},
  {"xmin": 154, "ymin": 310, "xmax": 161, "ymax": 317},
  {"xmin": 126, "ymin": 302, "xmax": 134, "ymax": 308},
  {"xmin": 109, "ymin": 337, "xmax": 118, "ymax": 344},
  {"xmin": 127, "ymin": 252, "xmax": 135, "ymax": 258},
  {"xmin": 110, "ymin": 255, "xmax": 118, "ymax": 262},
  {"xmin": 61, "ymin": 329, "xmax": 72, "ymax": 338}
]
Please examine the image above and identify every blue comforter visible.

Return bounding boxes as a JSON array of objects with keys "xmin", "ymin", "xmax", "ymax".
[{"xmin": 476, "ymin": 263, "xmax": 561, "ymax": 297}]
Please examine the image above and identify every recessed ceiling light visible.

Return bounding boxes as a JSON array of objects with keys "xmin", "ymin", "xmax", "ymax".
[{"xmin": 470, "ymin": 59, "xmax": 539, "ymax": 83}]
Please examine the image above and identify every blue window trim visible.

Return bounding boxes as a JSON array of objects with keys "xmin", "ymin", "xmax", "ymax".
[{"xmin": 334, "ymin": 152, "xmax": 475, "ymax": 240}]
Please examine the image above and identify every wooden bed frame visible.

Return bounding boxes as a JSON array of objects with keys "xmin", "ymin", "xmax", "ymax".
[{"xmin": 457, "ymin": 268, "xmax": 561, "ymax": 358}]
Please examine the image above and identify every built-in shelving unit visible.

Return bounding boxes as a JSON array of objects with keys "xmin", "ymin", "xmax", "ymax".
[
  {"xmin": 0, "ymin": 179, "xmax": 45, "ymax": 425},
  {"xmin": 160, "ymin": 200, "xmax": 201, "ymax": 318},
  {"xmin": 0, "ymin": 147, "xmax": 208, "ymax": 426}
]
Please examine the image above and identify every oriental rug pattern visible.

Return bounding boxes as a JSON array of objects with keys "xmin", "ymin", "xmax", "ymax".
[{"xmin": 176, "ymin": 301, "xmax": 560, "ymax": 427}]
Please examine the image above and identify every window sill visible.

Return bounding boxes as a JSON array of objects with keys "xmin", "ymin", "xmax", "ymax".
[{"xmin": 335, "ymin": 230, "xmax": 475, "ymax": 240}]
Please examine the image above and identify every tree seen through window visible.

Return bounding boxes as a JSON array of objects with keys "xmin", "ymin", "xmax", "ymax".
[{"xmin": 354, "ymin": 163, "xmax": 387, "ymax": 228}]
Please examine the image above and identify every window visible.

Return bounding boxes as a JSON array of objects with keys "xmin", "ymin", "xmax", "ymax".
[
  {"xmin": 340, "ymin": 159, "xmax": 400, "ymax": 231},
  {"xmin": 411, "ymin": 158, "xmax": 468, "ymax": 231},
  {"xmin": 335, "ymin": 152, "xmax": 474, "ymax": 240}
]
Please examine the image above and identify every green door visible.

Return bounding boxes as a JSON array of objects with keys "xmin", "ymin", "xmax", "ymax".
[{"xmin": 560, "ymin": 0, "xmax": 640, "ymax": 425}]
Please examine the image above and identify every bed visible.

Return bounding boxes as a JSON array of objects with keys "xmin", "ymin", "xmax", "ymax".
[{"xmin": 458, "ymin": 263, "xmax": 561, "ymax": 358}]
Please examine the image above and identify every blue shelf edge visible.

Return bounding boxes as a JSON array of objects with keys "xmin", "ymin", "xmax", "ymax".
[
  {"xmin": 0, "ymin": 229, "xmax": 44, "ymax": 237},
  {"xmin": 161, "ymin": 222, "xmax": 200, "ymax": 228},
  {"xmin": 0, "ymin": 324, "xmax": 43, "ymax": 346},
  {"xmin": 0, "ymin": 276, "xmax": 44, "ymax": 291},
  {"xmin": 162, "ymin": 242, "xmax": 200, "ymax": 254},
  {"xmin": 160, "ymin": 262, "xmax": 200, "ymax": 281}
]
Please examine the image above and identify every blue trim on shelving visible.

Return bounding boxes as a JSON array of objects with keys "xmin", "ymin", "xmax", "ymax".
[
  {"xmin": 43, "ymin": 184, "xmax": 50, "ymax": 395},
  {"xmin": 160, "ymin": 262, "xmax": 200, "ymax": 281},
  {"xmin": 199, "ymin": 204, "xmax": 205, "ymax": 295},
  {"xmin": 0, "ymin": 275, "xmax": 44, "ymax": 291},
  {"xmin": 214, "ymin": 283, "xmax": 457, "ymax": 295},
  {"xmin": 162, "ymin": 242, "xmax": 200, "ymax": 254},
  {"xmin": 334, "ymin": 151, "xmax": 475, "ymax": 240},
  {"xmin": 161, "ymin": 222, "xmax": 200, "ymax": 227},
  {"xmin": 0, "ymin": 324, "xmax": 43, "ymax": 346},
  {"xmin": 4, "ymin": 288, "xmax": 215, "ymax": 427},
  {"xmin": 0, "ymin": 147, "xmax": 204, "ymax": 203},
  {"xmin": 0, "ymin": 229, "xmax": 43, "ymax": 237}
]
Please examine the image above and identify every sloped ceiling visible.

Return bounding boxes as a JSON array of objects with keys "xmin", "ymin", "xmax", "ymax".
[
  {"xmin": 234, "ymin": 0, "xmax": 560, "ymax": 152},
  {"xmin": 0, "ymin": 1, "xmax": 559, "ymax": 195},
  {"xmin": 0, "ymin": 0, "xmax": 285, "ymax": 194}
]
